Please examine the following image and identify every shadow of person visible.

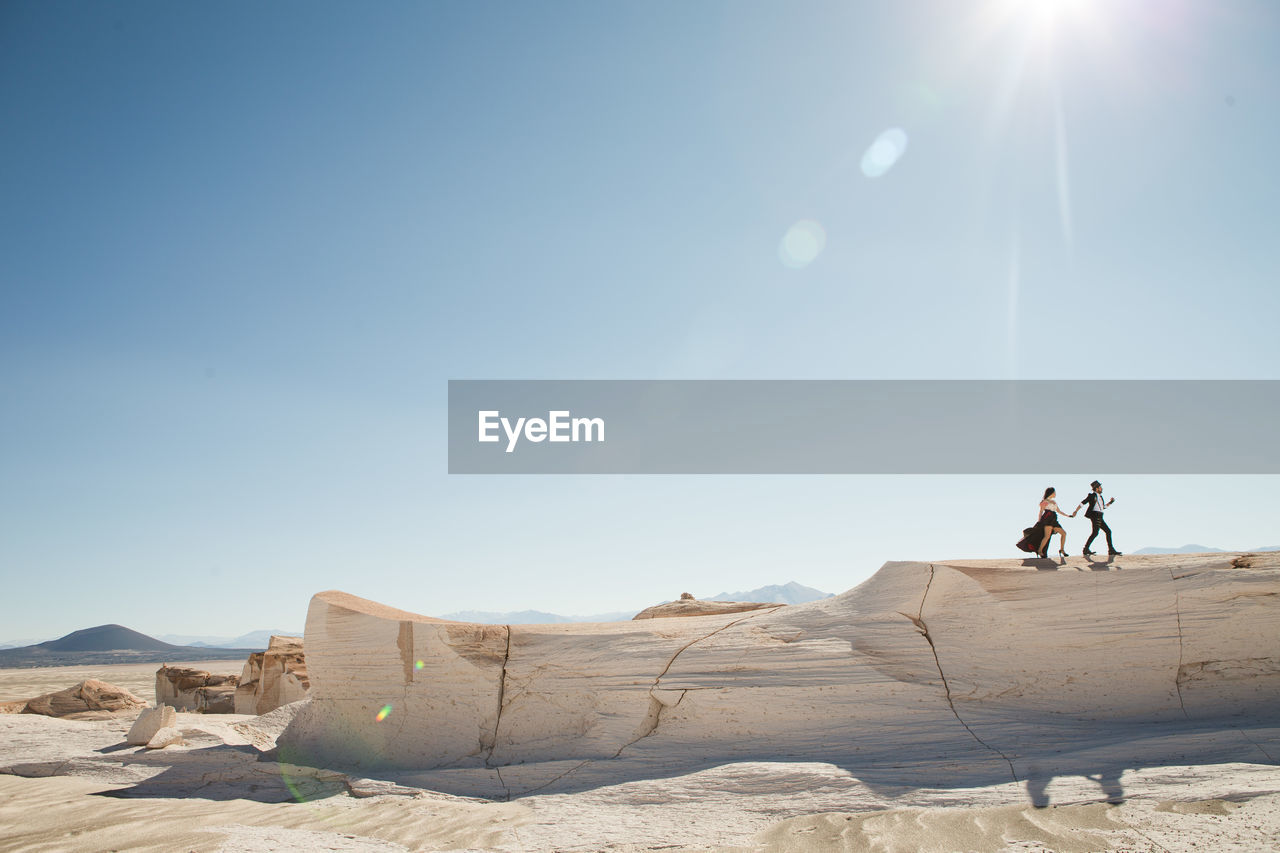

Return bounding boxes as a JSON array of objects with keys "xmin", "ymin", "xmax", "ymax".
[
  {"xmin": 1025, "ymin": 765, "xmax": 1051, "ymax": 808},
  {"xmin": 1089, "ymin": 768, "xmax": 1125, "ymax": 804},
  {"xmin": 1084, "ymin": 553, "xmax": 1121, "ymax": 571},
  {"xmin": 1024, "ymin": 764, "xmax": 1127, "ymax": 808}
]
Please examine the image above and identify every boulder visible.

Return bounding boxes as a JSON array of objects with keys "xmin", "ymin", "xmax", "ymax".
[
  {"xmin": 126, "ymin": 705, "xmax": 178, "ymax": 745},
  {"xmin": 633, "ymin": 596, "xmax": 778, "ymax": 619},
  {"xmin": 145, "ymin": 726, "xmax": 184, "ymax": 749},
  {"xmin": 20, "ymin": 680, "xmax": 146, "ymax": 718},
  {"xmin": 155, "ymin": 666, "xmax": 238, "ymax": 713},
  {"xmin": 234, "ymin": 635, "xmax": 309, "ymax": 716}
]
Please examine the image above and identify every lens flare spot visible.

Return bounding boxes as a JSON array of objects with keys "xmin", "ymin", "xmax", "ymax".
[
  {"xmin": 414, "ymin": 660, "xmax": 425, "ymax": 671},
  {"xmin": 778, "ymin": 220, "xmax": 826, "ymax": 269},
  {"xmin": 861, "ymin": 128, "xmax": 909, "ymax": 178},
  {"xmin": 375, "ymin": 704, "xmax": 392, "ymax": 722}
]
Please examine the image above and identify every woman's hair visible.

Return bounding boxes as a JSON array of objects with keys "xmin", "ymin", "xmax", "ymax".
[{"xmin": 1043, "ymin": 486, "xmax": 1055, "ymax": 500}]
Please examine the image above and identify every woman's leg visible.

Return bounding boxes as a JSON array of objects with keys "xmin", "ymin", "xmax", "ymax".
[
  {"xmin": 1057, "ymin": 527, "xmax": 1068, "ymax": 554},
  {"xmin": 1039, "ymin": 527, "xmax": 1053, "ymax": 555}
]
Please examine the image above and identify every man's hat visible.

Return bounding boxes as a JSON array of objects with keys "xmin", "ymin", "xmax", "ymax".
[{"xmin": 1090, "ymin": 480, "xmax": 1102, "ymax": 489}]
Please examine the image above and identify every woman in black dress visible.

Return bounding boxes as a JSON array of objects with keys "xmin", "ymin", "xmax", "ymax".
[{"xmin": 1016, "ymin": 486, "xmax": 1076, "ymax": 558}]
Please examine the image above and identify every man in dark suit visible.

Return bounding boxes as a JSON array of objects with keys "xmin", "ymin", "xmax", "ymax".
[{"xmin": 1077, "ymin": 480, "xmax": 1120, "ymax": 556}]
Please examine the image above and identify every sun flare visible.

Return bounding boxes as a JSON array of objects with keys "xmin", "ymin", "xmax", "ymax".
[{"xmin": 1008, "ymin": 0, "xmax": 1101, "ymax": 38}]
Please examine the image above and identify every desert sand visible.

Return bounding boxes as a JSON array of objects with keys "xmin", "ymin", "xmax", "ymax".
[
  {"xmin": 0, "ymin": 660, "xmax": 246, "ymax": 708},
  {"xmin": 2, "ymin": 554, "xmax": 1279, "ymax": 851}
]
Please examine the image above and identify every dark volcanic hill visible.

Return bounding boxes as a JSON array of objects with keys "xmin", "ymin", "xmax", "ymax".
[
  {"xmin": 37, "ymin": 623, "xmax": 180, "ymax": 652},
  {"xmin": 0, "ymin": 624, "xmax": 261, "ymax": 669}
]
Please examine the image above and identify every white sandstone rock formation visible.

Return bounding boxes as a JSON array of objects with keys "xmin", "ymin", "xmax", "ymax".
[
  {"xmin": 126, "ymin": 705, "xmax": 178, "ymax": 745},
  {"xmin": 277, "ymin": 553, "xmax": 1280, "ymax": 798},
  {"xmin": 10, "ymin": 680, "xmax": 146, "ymax": 718},
  {"xmin": 156, "ymin": 666, "xmax": 238, "ymax": 713},
  {"xmin": 145, "ymin": 726, "xmax": 184, "ymax": 749},
  {"xmin": 234, "ymin": 635, "xmax": 308, "ymax": 715}
]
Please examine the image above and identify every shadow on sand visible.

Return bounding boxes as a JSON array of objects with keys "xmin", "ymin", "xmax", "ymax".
[
  {"xmin": 1021, "ymin": 554, "xmax": 1121, "ymax": 571},
  {"xmin": 69, "ymin": 714, "xmax": 1279, "ymax": 808}
]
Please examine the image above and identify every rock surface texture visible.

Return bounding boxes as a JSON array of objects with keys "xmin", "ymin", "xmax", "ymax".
[
  {"xmin": 155, "ymin": 666, "xmax": 238, "ymax": 713},
  {"xmin": 278, "ymin": 553, "xmax": 1280, "ymax": 798},
  {"xmin": 234, "ymin": 635, "xmax": 308, "ymax": 715},
  {"xmin": 8, "ymin": 680, "xmax": 146, "ymax": 719},
  {"xmin": 144, "ymin": 726, "xmax": 184, "ymax": 749}
]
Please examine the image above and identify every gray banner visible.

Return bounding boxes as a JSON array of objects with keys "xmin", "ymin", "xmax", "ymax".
[{"xmin": 447, "ymin": 380, "xmax": 1279, "ymax": 474}]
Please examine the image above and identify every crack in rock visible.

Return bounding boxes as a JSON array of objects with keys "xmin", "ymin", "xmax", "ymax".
[
  {"xmin": 1232, "ymin": 727, "xmax": 1276, "ymax": 763},
  {"xmin": 903, "ymin": 565, "xmax": 1019, "ymax": 784},
  {"xmin": 611, "ymin": 691, "xmax": 690, "ymax": 759},
  {"xmin": 1171, "ymin": 569, "xmax": 1190, "ymax": 720},
  {"xmin": 511, "ymin": 758, "xmax": 594, "ymax": 798},
  {"xmin": 493, "ymin": 765, "xmax": 509, "ymax": 801},
  {"xmin": 612, "ymin": 606, "xmax": 784, "ymax": 758},
  {"xmin": 483, "ymin": 626, "xmax": 513, "ymax": 767}
]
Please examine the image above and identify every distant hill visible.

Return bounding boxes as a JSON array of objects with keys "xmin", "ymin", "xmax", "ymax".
[
  {"xmin": 37, "ymin": 624, "xmax": 179, "ymax": 652},
  {"xmin": 0, "ymin": 636, "xmax": 52, "ymax": 648},
  {"xmin": 442, "ymin": 610, "xmax": 572, "ymax": 624},
  {"xmin": 440, "ymin": 609, "xmax": 637, "ymax": 624},
  {"xmin": 707, "ymin": 582, "xmax": 833, "ymax": 605},
  {"xmin": 221, "ymin": 629, "xmax": 303, "ymax": 648},
  {"xmin": 157, "ymin": 629, "xmax": 303, "ymax": 648},
  {"xmin": 0, "ymin": 624, "xmax": 258, "ymax": 669},
  {"xmin": 439, "ymin": 583, "xmax": 833, "ymax": 624},
  {"xmin": 1132, "ymin": 545, "xmax": 1227, "ymax": 555}
]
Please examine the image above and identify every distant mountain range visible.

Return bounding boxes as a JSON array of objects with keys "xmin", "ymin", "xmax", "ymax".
[
  {"xmin": 439, "ymin": 582, "xmax": 834, "ymax": 624},
  {"xmin": 1132, "ymin": 545, "xmax": 1280, "ymax": 555},
  {"xmin": 707, "ymin": 582, "xmax": 832, "ymax": 605},
  {"xmin": 440, "ymin": 609, "xmax": 639, "ymax": 624},
  {"xmin": 0, "ymin": 623, "xmax": 264, "ymax": 668},
  {"xmin": 156, "ymin": 629, "xmax": 303, "ymax": 648}
]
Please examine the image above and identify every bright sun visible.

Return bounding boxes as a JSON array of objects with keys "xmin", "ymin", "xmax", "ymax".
[{"xmin": 1018, "ymin": 0, "xmax": 1098, "ymax": 34}]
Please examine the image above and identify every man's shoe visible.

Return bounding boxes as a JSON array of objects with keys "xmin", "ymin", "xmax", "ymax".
[
  {"xmin": 1083, "ymin": 549, "xmax": 1095, "ymax": 557},
  {"xmin": 1109, "ymin": 550, "xmax": 1122, "ymax": 556}
]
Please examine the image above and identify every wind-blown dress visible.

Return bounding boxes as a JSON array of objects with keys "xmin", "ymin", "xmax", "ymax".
[{"xmin": 1016, "ymin": 499, "xmax": 1060, "ymax": 553}]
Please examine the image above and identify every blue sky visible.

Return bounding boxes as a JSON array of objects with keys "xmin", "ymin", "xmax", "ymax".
[{"xmin": 2, "ymin": 1, "xmax": 1278, "ymax": 641}]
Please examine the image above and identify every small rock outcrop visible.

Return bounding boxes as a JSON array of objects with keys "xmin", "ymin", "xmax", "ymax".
[
  {"xmin": 156, "ymin": 667, "xmax": 238, "ymax": 713},
  {"xmin": 126, "ymin": 705, "xmax": 178, "ymax": 745},
  {"xmin": 14, "ymin": 680, "xmax": 146, "ymax": 718},
  {"xmin": 633, "ymin": 595, "xmax": 777, "ymax": 620},
  {"xmin": 145, "ymin": 726, "xmax": 184, "ymax": 749},
  {"xmin": 234, "ymin": 635, "xmax": 308, "ymax": 716}
]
